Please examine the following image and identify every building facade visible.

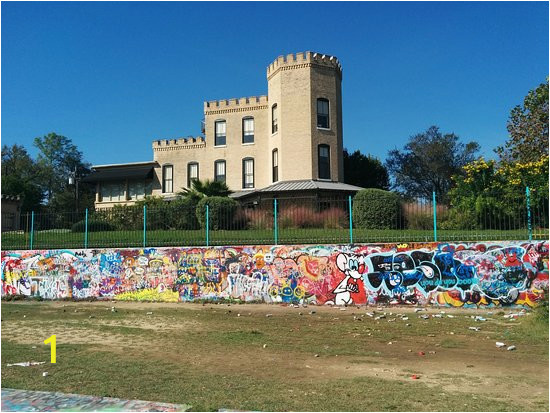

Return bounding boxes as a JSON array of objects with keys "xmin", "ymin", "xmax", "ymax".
[{"xmin": 85, "ymin": 52, "xmax": 361, "ymax": 208}]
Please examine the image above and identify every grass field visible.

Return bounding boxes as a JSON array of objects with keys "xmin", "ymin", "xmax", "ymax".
[
  {"xmin": 1, "ymin": 301, "xmax": 548, "ymax": 411},
  {"xmin": 2, "ymin": 227, "xmax": 548, "ymax": 250}
]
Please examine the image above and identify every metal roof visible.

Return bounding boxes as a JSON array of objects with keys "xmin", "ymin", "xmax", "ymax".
[
  {"xmin": 91, "ymin": 161, "xmax": 158, "ymax": 169},
  {"xmin": 82, "ymin": 163, "xmax": 157, "ymax": 183},
  {"xmin": 258, "ymin": 179, "xmax": 363, "ymax": 192}
]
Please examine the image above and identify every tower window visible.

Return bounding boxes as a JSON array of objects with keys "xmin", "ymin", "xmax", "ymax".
[
  {"xmin": 242, "ymin": 117, "xmax": 254, "ymax": 144},
  {"xmin": 318, "ymin": 145, "xmax": 330, "ymax": 180},
  {"xmin": 214, "ymin": 160, "xmax": 226, "ymax": 183},
  {"xmin": 271, "ymin": 104, "xmax": 278, "ymax": 134},
  {"xmin": 162, "ymin": 165, "xmax": 174, "ymax": 193},
  {"xmin": 317, "ymin": 98, "xmax": 330, "ymax": 129},
  {"xmin": 242, "ymin": 158, "xmax": 254, "ymax": 189},
  {"xmin": 215, "ymin": 120, "xmax": 226, "ymax": 146},
  {"xmin": 272, "ymin": 149, "xmax": 278, "ymax": 182},
  {"xmin": 187, "ymin": 162, "xmax": 199, "ymax": 188}
]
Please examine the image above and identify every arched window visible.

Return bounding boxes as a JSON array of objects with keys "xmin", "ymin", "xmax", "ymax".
[
  {"xmin": 162, "ymin": 164, "xmax": 174, "ymax": 193},
  {"xmin": 214, "ymin": 160, "xmax": 226, "ymax": 183},
  {"xmin": 272, "ymin": 149, "xmax": 279, "ymax": 182},
  {"xmin": 271, "ymin": 104, "xmax": 278, "ymax": 134},
  {"xmin": 317, "ymin": 98, "xmax": 330, "ymax": 129},
  {"xmin": 242, "ymin": 158, "xmax": 254, "ymax": 189},
  {"xmin": 215, "ymin": 120, "xmax": 226, "ymax": 146},
  {"xmin": 318, "ymin": 145, "xmax": 330, "ymax": 180},
  {"xmin": 242, "ymin": 117, "xmax": 254, "ymax": 144},
  {"xmin": 187, "ymin": 162, "xmax": 199, "ymax": 188}
]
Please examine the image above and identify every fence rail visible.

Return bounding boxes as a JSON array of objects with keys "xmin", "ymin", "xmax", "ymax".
[{"xmin": 1, "ymin": 189, "xmax": 548, "ymax": 251}]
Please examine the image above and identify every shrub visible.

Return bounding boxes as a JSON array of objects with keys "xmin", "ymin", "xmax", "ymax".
[
  {"xmin": 71, "ymin": 219, "xmax": 114, "ymax": 233},
  {"xmin": 196, "ymin": 197, "xmax": 238, "ymax": 230},
  {"xmin": 279, "ymin": 206, "xmax": 321, "ymax": 229},
  {"xmin": 170, "ymin": 197, "xmax": 200, "ymax": 230},
  {"xmin": 319, "ymin": 207, "xmax": 347, "ymax": 229},
  {"xmin": 439, "ymin": 208, "xmax": 480, "ymax": 230},
  {"xmin": 99, "ymin": 204, "xmax": 143, "ymax": 231},
  {"xmin": 353, "ymin": 189, "xmax": 402, "ymax": 229},
  {"xmin": 244, "ymin": 209, "xmax": 273, "ymax": 230}
]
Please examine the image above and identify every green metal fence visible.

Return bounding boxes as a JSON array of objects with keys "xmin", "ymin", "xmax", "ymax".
[{"xmin": 1, "ymin": 189, "xmax": 548, "ymax": 251}]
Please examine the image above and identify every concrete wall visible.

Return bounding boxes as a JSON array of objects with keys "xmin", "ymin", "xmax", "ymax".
[{"xmin": 1, "ymin": 241, "xmax": 547, "ymax": 307}]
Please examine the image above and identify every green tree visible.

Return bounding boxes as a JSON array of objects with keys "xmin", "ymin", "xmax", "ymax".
[
  {"xmin": 496, "ymin": 79, "xmax": 549, "ymax": 163},
  {"xmin": 343, "ymin": 149, "xmax": 389, "ymax": 190},
  {"xmin": 1, "ymin": 144, "xmax": 44, "ymax": 212},
  {"xmin": 33, "ymin": 132, "xmax": 93, "ymax": 212},
  {"xmin": 385, "ymin": 126, "xmax": 480, "ymax": 202},
  {"xmin": 178, "ymin": 179, "xmax": 231, "ymax": 201}
]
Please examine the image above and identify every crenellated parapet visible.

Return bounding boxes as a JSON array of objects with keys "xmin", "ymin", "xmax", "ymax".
[
  {"xmin": 152, "ymin": 136, "xmax": 207, "ymax": 152},
  {"xmin": 204, "ymin": 95, "xmax": 269, "ymax": 115},
  {"xmin": 266, "ymin": 51, "xmax": 342, "ymax": 80}
]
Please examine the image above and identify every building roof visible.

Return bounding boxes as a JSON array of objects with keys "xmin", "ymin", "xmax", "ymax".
[
  {"xmin": 230, "ymin": 180, "xmax": 363, "ymax": 198},
  {"xmin": 82, "ymin": 162, "xmax": 158, "ymax": 183},
  {"xmin": 258, "ymin": 179, "xmax": 363, "ymax": 193},
  {"xmin": 90, "ymin": 161, "xmax": 158, "ymax": 169}
]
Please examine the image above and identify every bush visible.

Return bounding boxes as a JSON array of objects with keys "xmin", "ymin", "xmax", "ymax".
[
  {"xmin": 244, "ymin": 209, "xmax": 273, "ymax": 230},
  {"xmin": 99, "ymin": 204, "xmax": 143, "ymax": 231},
  {"xmin": 319, "ymin": 207, "xmax": 347, "ymax": 229},
  {"xmin": 196, "ymin": 197, "xmax": 238, "ymax": 230},
  {"xmin": 279, "ymin": 206, "xmax": 322, "ymax": 229},
  {"xmin": 353, "ymin": 189, "xmax": 402, "ymax": 229},
  {"xmin": 170, "ymin": 197, "xmax": 200, "ymax": 230},
  {"xmin": 439, "ymin": 208, "xmax": 480, "ymax": 230},
  {"xmin": 71, "ymin": 218, "xmax": 114, "ymax": 233}
]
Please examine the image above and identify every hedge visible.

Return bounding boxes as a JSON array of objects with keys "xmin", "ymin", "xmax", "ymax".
[
  {"xmin": 196, "ymin": 197, "xmax": 238, "ymax": 230},
  {"xmin": 353, "ymin": 189, "xmax": 402, "ymax": 229}
]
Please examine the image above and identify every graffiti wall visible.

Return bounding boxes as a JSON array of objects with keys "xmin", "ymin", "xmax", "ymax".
[{"xmin": 1, "ymin": 241, "xmax": 548, "ymax": 307}]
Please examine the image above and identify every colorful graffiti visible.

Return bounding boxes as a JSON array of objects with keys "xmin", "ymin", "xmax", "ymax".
[{"xmin": 1, "ymin": 242, "xmax": 548, "ymax": 307}]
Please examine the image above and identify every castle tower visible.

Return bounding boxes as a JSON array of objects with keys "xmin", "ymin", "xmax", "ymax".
[{"xmin": 266, "ymin": 52, "xmax": 344, "ymax": 183}]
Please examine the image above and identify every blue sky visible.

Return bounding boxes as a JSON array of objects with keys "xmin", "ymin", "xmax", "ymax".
[{"xmin": 2, "ymin": 1, "xmax": 548, "ymax": 166}]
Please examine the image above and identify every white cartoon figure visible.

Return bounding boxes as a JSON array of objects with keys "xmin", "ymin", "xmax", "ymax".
[{"xmin": 332, "ymin": 253, "xmax": 366, "ymax": 305}]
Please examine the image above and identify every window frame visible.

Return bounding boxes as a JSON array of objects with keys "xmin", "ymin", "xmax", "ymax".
[
  {"xmin": 214, "ymin": 159, "xmax": 226, "ymax": 183},
  {"xmin": 317, "ymin": 98, "xmax": 330, "ymax": 129},
  {"xmin": 214, "ymin": 120, "xmax": 227, "ymax": 147},
  {"xmin": 242, "ymin": 116, "xmax": 255, "ymax": 145},
  {"xmin": 272, "ymin": 149, "xmax": 279, "ymax": 183},
  {"xmin": 318, "ymin": 144, "xmax": 331, "ymax": 180},
  {"xmin": 271, "ymin": 104, "xmax": 278, "ymax": 134},
  {"xmin": 187, "ymin": 162, "xmax": 199, "ymax": 188},
  {"xmin": 242, "ymin": 157, "xmax": 255, "ymax": 189},
  {"xmin": 162, "ymin": 164, "xmax": 174, "ymax": 193}
]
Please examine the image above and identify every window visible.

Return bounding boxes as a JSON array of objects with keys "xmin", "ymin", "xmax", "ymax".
[
  {"xmin": 272, "ymin": 149, "xmax": 279, "ymax": 182},
  {"xmin": 100, "ymin": 182, "xmax": 125, "ymax": 202},
  {"xmin": 317, "ymin": 98, "xmax": 330, "ymax": 129},
  {"xmin": 128, "ymin": 181, "xmax": 153, "ymax": 200},
  {"xmin": 215, "ymin": 120, "xmax": 226, "ymax": 146},
  {"xmin": 318, "ymin": 145, "xmax": 331, "ymax": 180},
  {"xmin": 271, "ymin": 104, "xmax": 278, "ymax": 133},
  {"xmin": 242, "ymin": 117, "xmax": 254, "ymax": 144},
  {"xmin": 162, "ymin": 165, "xmax": 173, "ymax": 193},
  {"xmin": 242, "ymin": 158, "xmax": 254, "ymax": 189},
  {"xmin": 187, "ymin": 162, "xmax": 199, "ymax": 188},
  {"xmin": 214, "ymin": 160, "xmax": 226, "ymax": 183}
]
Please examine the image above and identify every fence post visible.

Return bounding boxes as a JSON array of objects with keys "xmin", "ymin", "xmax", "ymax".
[
  {"xmin": 274, "ymin": 199, "xmax": 278, "ymax": 245},
  {"xmin": 30, "ymin": 211, "xmax": 35, "ymax": 250},
  {"xmin": 348, "ymin": 195, "xmax": 353, "ymax": 244},
  {"xmin": 526, "ymin": 186, "xmax": 532, "ymax": 241},
  {"xmin": 143, "ymin": 205, "xmax": 147, "ymax": 248},
  {"xmin": 84, "ymin": 208, "xmax": 89, "ymax": 249},
  {"xmin": 432, "ymin": 191, "xmax": 437, "ymax": 242},
  {"xmin": 205, "ymin": 203, "xmax": 209, "ymax": 247}
]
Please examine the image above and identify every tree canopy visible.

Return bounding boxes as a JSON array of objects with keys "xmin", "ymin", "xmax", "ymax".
[
  {"xmin": 343, "ymin": 149, "xmax": 390, "ymax": 190},
  {"xmin": 496, "ymin": 79, "xmax": 549, "ymax": 163},
  {"xmin": 1, "ymin": 144, "xmax": 44, "ymax": 212},
  {"xmin": 385, "ymin": 126, "xmax": 480, "ymax": 202},
  {"xmin": 179, "ymin": 179, "xmax": 232, "ymax": 202}
]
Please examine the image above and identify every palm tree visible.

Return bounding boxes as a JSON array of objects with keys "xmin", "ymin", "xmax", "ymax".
[{"xmin": 178, "ymin": 179, "xmax": 231, "ymax": 200}]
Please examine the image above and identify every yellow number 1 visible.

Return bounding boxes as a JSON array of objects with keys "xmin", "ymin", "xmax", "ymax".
[{"xmin": 44, "ymin": 335, "xmax": 56, "ymax": 363}]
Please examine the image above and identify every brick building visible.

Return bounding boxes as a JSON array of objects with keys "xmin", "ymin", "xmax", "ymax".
[{"xmin": 84, "ymin": 51, "xmax": 362, "ymax": 208}]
